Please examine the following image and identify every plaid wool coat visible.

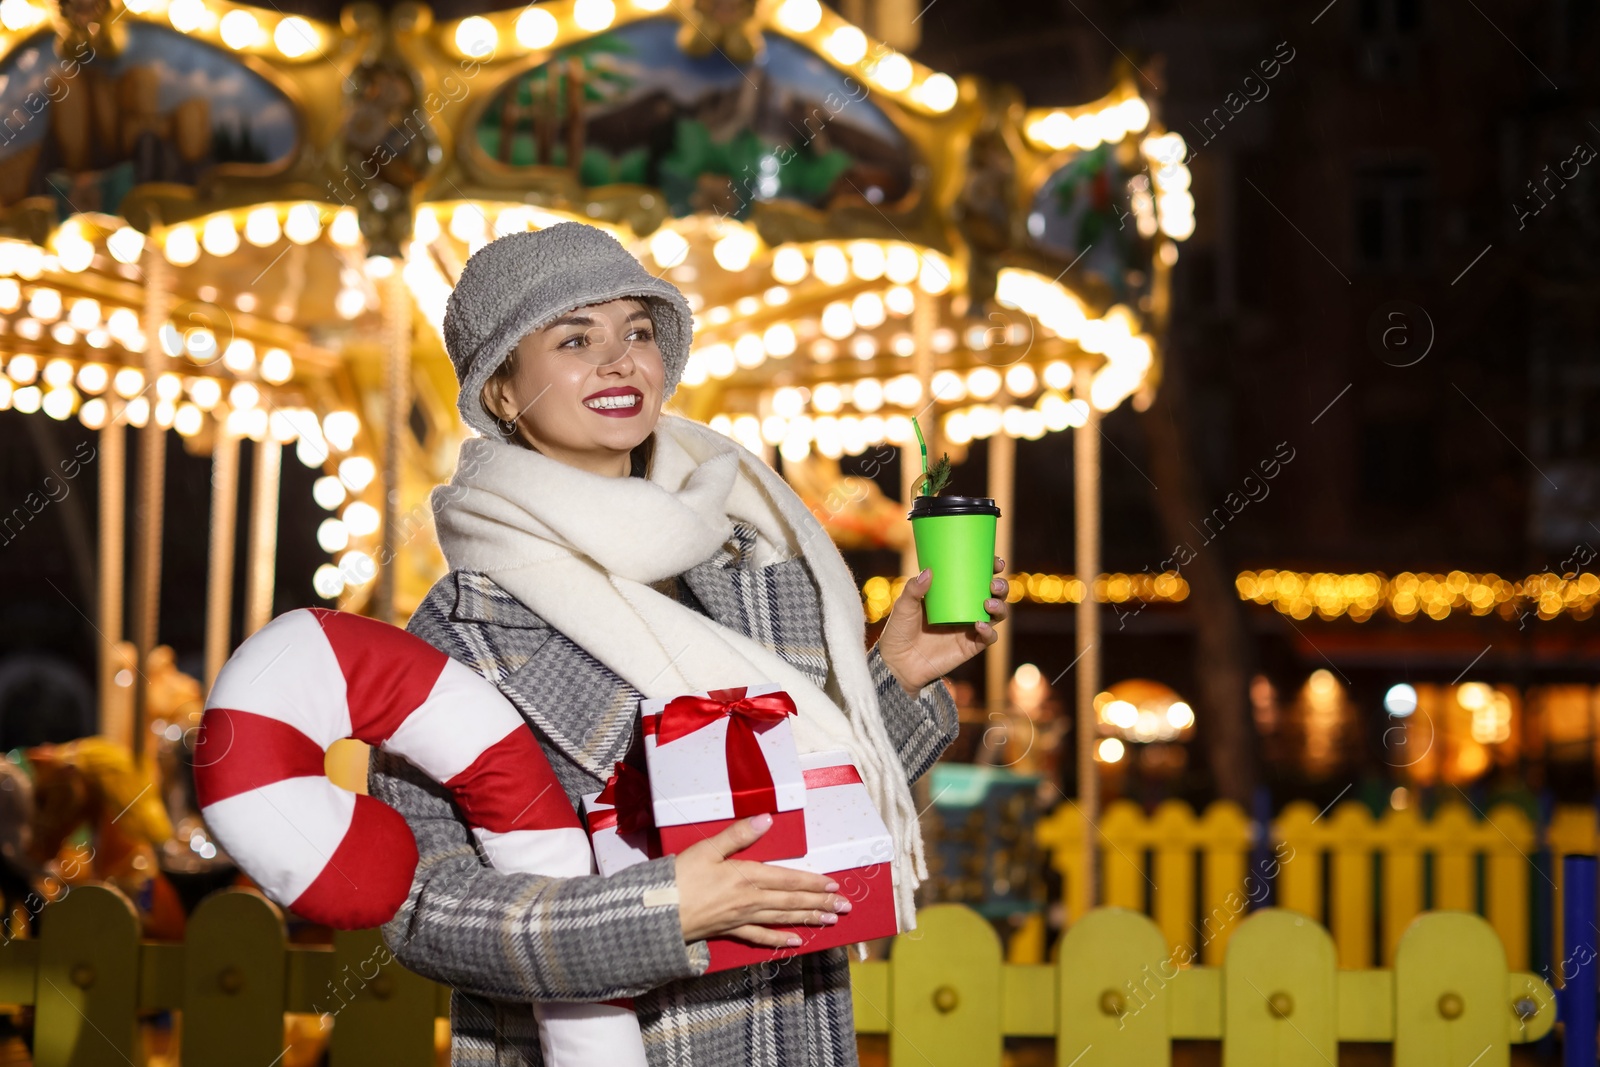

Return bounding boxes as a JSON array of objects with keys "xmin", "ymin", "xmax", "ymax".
[{"xmin": 369, "ymin": 520, "xmax": 961, "ymax": 1066}]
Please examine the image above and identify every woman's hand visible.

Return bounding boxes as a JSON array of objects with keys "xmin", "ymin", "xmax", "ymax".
[
  {"xmin": 674, "ymin": 813, "xmax": 852, "ymax": 947},
  {"xmin": 876, "ymin": 557, "xmax": 1010, "ymax": 695}
]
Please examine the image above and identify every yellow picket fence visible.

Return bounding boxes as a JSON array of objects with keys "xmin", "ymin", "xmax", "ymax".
[
  {"xmin": 1034, "ymin": 797, "xmax": 1577, "ymax": 971},
  {"xmin": 0, "ymin": 885, "xmax": 1558, "ymax": 1066}
]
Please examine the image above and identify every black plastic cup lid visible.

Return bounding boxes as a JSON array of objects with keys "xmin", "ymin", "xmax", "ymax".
[{"xmin": 908, "ymin": 494, "xmax": 1001, "ymax": 518}]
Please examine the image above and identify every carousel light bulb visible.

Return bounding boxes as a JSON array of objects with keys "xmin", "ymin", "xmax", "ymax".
[
  {"xmin": 163, "ymin": 224, "xmax": 199, "ymax": 266},
  {"xmin": 12, "ymin": 243, "xmax": 40, "ymax": 279},
  {"xmin": 573, "ymin": 0, "xmax": 615, "ymax": 31},
  {"xmin": 244, "ymin": 207, "xmax": 280, "ymax": 247},
  {"xmin": 154, "ymin": 373, "xmax": 182, "ymax": 403},
  {"xmin": 189, "ymin": 377, "xmax": 221, "ymax": 409},
  {"xmin": 869, "ymin": 52, "xmax": 913, "ymax": 92},
  {"xmin": 259, "ymin": 347, "xmax": 294, "ymax": 384},
  {"xmin": 823, "ymin": 25, "xmax": 867, "ymax": 64},
  {"xmin": 220, "ymin": 8, "xmax": 261, "ymax": 48},
  {"xmin": 853, "ymin": 378, "xmax": 883, "ymax": 412},
  {"xmin": 14, "ymin": 318, "xmax": 39, "ymax": 340},
  {"xmin": 41, "ymin": 358, "xmax": 72, "ymax": 387},
  {"xmin": 850, "ymin": 291, "xmax": 885, "ymax": 329},
  {"xmin": 914, "ymin": 73, "xmax": 959, "ymax": 113},
  {"xmin": 775, "ymin": 0, "xmax": 821, "ymax": 31},
  {"xmin": 284, "ymin": 203, "xmax": 321, "ymax": 244},
  {"xmin": 229, "ymin": 381, "xmax": 259, "ymax": 410},
  {"xmin": 312, "ymin": 475, "xmax": 346, "ymax": 510},
  {"xmin": 930, "ymin": 369, "xmax": 964, "ymax": 403},
  {"xmin": 28, "ymin": 288, "xmax": 60, "ymax": 321},
  {"xmin": 274, "ymin": 16, "xmax": 317, "ymax": 58},
  {"xmin": 702, "ymin": 344, "xmax": 735, "ymax": 379},
  {"xmin": 167, "ymin": 0, "xmax": 204, "ymax": 32},
  {"xmin": 76, "ymin": 362, "xmax": 108, "ymax": 393},
  {"xmin": 849, "ymin": 334, "xmax": 877, "ymax": 359},
  {"xmin": 201, "ymin": 215, "xmax": 239, "ymax": 257},
  {"xmin": 67, "ymin": 298, "xmax": 100, "ymax": 332},
  {"xmin": 339, "ymin": 455, "xmax": 376, "ymax": 491},
  {"xmin": 454, "ymin": 16, "xmax": 496, "ymax": 58},
  {"xmin": 820, "ymin": 301, "xmax": 854, "ymax": 340},
  {"xmin": 771, "ymin": 386, "xmax": 805, "ymax": 418},
  {"xmin": 0, "ymin": 0, "xmax": 38, "ymax": 33},
  {"xmin": 848, "ymin": 241, "xmax": 886, "ymax": 281},
  {"xmin": 811, "ymin": 244, "xmax": 849, "ymax": 286},
  {"xmin": 222, "ymin": 338, "xmax": 256, "ymax": 373},
  {"xmin": 78, "ymin": 396, "xmax": 107, "ymax": 429},
  {"xmin": 113, "ymin": 367, "xmax": 143, "ymax": 398},
  {"xmin": 106, "ymin": 307, "xmax": 139, "ymax": 340},
  {"xmin": 335, "ymin": 287, "xmax": 366, "ymax": 319},
  {"xmin": 762, "ymin": 322, "xmax": 796, "ymax": 357},
  {"xmin": 648, "ymin": 227, "xmax": 689, "ymax": 270},
  {"xmin": 449, "ymin": 204, "xmax": 486, "ymax": 242},
  {"xmin": 733, "ymin": 334, "xmax": 765, "ymax": 368},
  {"xmin": 6, "ymin": 354, "xmax": 36, "ymax": 384},
  {"xmin": 1120, "ymin": 97, "xmax": 1152, "ymax": 135},
  {"xmin": 41, "ymin": 386, "xmax": 75, "ymax": 420},
  {"xmin": 413, "ymin": 207, "xmax": 441, "ymax": 244},
  {"xmin": 317, "ymin": 518, "xmax": 350, "ymax": 553},
  {"xmin": 884, "ymin": 243, "xmax": 920, "ymax": 285},
  {"xmin": 123, "ymin": 394, "xmax": 148, "ymax": 425},
  {"xmin": 56, "ymin": 235, "xmax": 93, "ymax": 273},
  {"xmin": 1005, "ymin": 363, "xmax": 1038, "ymax": 396},
  {"xmin": 812, "ymin": 382, "xmax": 842, "ymax": 413},
  {"xmin": 329, "ymin": 208, "xmax": 362, "ymax": 247},
  {"xmin": 323, "ymin": 409, "xmax": 360, "ymax": 451},
  {"xmin": 108, "ymin": 227, "xmax": 145, "ymax": 264},
  {"xmin": 516, "ymin": 6, "xmax": 558, "ymax": 47},
  {"xmin": 339, "ymin": 550, "xmax": 376, "ymax": 585},
  {"xmin": 50, "ymin": 322, "xmax": 76, "ymax": 347},
  {"xmin": 762, "ymin": 285, "xmax": 790, "ymax": 307},
  {"xmin": 183, "ymin": 327, "xmax": 218, "ymax": 364},
  {"xmin": 771, "ymin": 246, "xmax": 808, "ymax": 285},
  {"xmin": 174, "ymin": 402, "xmax": 203, "ymax": 436},
  {"xmin": 918, "ymin": 252, "xmax": 950, "ymax": 294},
  {"xmin": 313, "ymin": 564, "xmax": 345, "ymax": 599},
  {"xmin": 884, "ymin": 285, "xmax": 915, "ymax": 316},
  {"xmin": 1043, "ymin": 360, "xmax": 1073, "ymax": 390},
  {"xmin": 712, "ymin": 229, "xmax": 758, "ymax": 272},
  {"xmin": 0, "ymin": 278, "xmax": 19, "ymax": 312},
  {"xmin": 342, "ymin": 501, "xmax": 381, "ymax": 536}
]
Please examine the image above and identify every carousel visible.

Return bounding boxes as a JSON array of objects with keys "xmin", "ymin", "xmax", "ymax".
[{"xmin": 0, "ymin": 0, "xmax": 1192, "ymax": 891}]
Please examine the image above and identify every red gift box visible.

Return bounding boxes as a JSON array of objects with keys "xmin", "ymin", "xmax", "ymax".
[
  {"xmin": 582, "ymin": 750, "xmax": 898, "ymax": 973},
  {"xmin": 639, "ymin": 684, "xmax": 807, "ymax": 862}
]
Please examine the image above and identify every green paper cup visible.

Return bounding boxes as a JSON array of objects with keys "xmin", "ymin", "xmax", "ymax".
[{"xmin": 908, "ymin": 495, "xmax": 1001, "ymax": 624}]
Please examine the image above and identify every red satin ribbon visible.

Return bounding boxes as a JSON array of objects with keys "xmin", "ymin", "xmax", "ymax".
[
  {"xmin": 650, "ymin": 687, "xmax": 798, "ymax": 819},
  {"xmin": 801, "ymin": 764, "xmax": 862, "ymax": 789},
  {"xmin": 589, "ymin": 762, "xmax": 861, "ymax": 836},
  {"xmin": 591, "ymin": 761, "xmax": 653, "ymax": 835}
]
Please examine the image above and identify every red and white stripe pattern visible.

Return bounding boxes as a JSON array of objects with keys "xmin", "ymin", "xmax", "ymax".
[{"xmin": 194, "ymin": 607, "xmax": 646, "ymax": 1066}]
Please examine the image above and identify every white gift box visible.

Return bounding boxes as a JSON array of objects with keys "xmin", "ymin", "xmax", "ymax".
[
  {"xmin": 640, "ymin": 683, "xmax": 807, "ymax": 861},
  {"xmin": 582, "ymin": 749, "xmax": 897, "ymax": 973}
]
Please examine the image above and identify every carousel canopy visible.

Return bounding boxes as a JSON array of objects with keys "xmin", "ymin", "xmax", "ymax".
[{"xmin": 0, "ymin": 0, "xmax": 1193, "ymax": 611}]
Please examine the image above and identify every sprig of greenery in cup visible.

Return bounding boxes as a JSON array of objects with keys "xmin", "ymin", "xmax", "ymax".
[{"xmin": 911, "ymin": 416, "xmax": 952, "ymax": 496}]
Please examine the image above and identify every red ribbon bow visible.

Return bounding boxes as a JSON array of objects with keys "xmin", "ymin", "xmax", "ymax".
[
  {"xmin": 654, "ymin": 687, "xmax": 798, "ymax": 819},
  {"xmin": 591, "ymin": 761, "xmax": 654, "ymax": 835}
]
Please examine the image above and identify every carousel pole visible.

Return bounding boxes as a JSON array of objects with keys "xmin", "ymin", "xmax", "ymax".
[
  {"xmin": 244, "ymin": 435, "xmax": 281, "ymax": 638},
  {"xmin": 203, "ymin": 425, "xmax": 240, "ymax": 693},
  {"xmin": 96, "ymin": 413, "xmax": 127, "ymax": 748},
  {"xmin": 130, "ymin": 251, "xmax": 173, "ymax": 760},
  {"xmin": 1074, "ymin": 401, "xmax": 1102, "ymax": 910},
  {"xmin": 985, "ymin": 430, "xmax": 1015, "ymax": 716},
  {"xmin": 903, "ymin": 289, "xmax": 939, "ymax": 577},
  {"xmin": 375, "ymin": 264, "xmax": 411, "ymax": 625}
]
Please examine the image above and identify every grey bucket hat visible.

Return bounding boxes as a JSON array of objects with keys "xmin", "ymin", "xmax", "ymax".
[{"xmin": 441, "ymin": 222, "xmax": 695, "ymax": 439}]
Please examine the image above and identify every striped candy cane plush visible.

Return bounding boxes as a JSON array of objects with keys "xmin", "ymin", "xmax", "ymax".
[{"xmin": 192, "ymin": 607, "xmax": 647, "ymax": 1066}]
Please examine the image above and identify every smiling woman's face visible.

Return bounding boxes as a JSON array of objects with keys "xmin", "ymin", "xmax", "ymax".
[{"xmin": 480, "ymin": 297, "xmax": 665, "ymax": 477}]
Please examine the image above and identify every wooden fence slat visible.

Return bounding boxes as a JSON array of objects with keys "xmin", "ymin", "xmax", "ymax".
[
  {"xmin": 851, "ymin": 960, "xmax": 890, "ymax": 1033},
  {"xmin": 183, "ymin": 889, "xmax": 287, "ymax": 1066},
  {"xmin": 1223, "ymin": 909, "xmax": 1336, "ymax": 1067},
  {"xmin": 326, "ymin": 928, "xmax": 435, "ymax": 1067},
  {"xmin": 1197, "ymin": 802, "xmax": 1251, "ymax": 966},
  {"xmin": 1431, "ymin": 806, "xmax": 1476, "ymax": 912},
  {"xmin": 1151, "ymin": 801, "xmax": 1196, "ymax": 959},
  {"xmin": 1036, "ymin": 804, "xmax": 1089, "ymax": 925},
  {"xmin": 1101, "ymin": 802, "xmax": 1148, "ymax": 912},
  {"xmin": 1272, "ymin": 803, "xmax": 1322, "ymax": 924},
  {"xmin": 1379, "ymin": 807, "xmax": 1423, "ymax": 966},
  {"xmin": 1056, "ymin": 907, "xmax": 1171, "ymax": 1067},
  {"xmin": 1394, "ymin": 911, "xmax": 1508, "ymax": 1067},
  {"xmin": 1484, "ymin": 804, "xmax": 1534, "ymax": 971},
  {"xmin": 34, "ymin": 885, "xmax": 140, "ymax": 1067},
  {"xmin": 1329, "ymin": 804, "xmax": 1375, "ymax": 968},
  {"xmin": 888, "ymin": 903, "xmax": 1002, "ymax": 1067}
]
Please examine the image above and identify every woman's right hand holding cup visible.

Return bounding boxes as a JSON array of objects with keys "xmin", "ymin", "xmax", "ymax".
[{"xmin": 673, "ymin": 813, "xmax": 852, "ymax": 947}]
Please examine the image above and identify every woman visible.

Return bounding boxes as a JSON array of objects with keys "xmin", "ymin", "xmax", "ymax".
[{"xmin": 369, "ymin": 222, "xmax": 1009, "ymax": 1066}]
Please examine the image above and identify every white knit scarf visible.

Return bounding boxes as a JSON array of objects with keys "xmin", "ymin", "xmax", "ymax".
[{"xmin": 430, "ymin": 414, "xmax": 926, "ymax": 930}]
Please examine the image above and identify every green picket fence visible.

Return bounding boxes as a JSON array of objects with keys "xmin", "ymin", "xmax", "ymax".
[{"xmin": 0, "ymin": 886, "xmax": 1560, "ymax": 1066}]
